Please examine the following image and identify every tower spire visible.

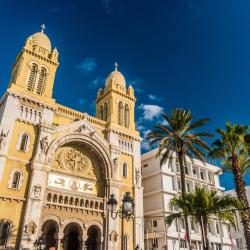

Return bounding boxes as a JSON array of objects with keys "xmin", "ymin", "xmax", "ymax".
[{"xmin": 41, "ymin": 24, "xmax": 46, "ymax": 33}]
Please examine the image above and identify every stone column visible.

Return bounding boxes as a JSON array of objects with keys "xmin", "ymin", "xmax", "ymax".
[
  {"xmin": 20, "ymin": 124, "xmax": 54, "ymax": 249},
  {"xmin": 133, "ymin": 139, "xmax": 144, "ymax": 250},
  {"xmin": 78, "ymin": 234, "xmax": 87, "ymax": 250},
  {"xmin": 57, "ymin": 233, "xmax": 64, "ymax": 250}
]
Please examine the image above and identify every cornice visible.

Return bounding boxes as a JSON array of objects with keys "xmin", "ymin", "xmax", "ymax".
[
  {"xmin": 7, "ymin": 89, "xmax": 57, "ymax": 111},
  {"xmin": 106, "ymin": 127, "xmax": 142, "ymax": 142},
  {"xmin": 23, "ymin": 48, "xmax": 59, "ymax": 66}
]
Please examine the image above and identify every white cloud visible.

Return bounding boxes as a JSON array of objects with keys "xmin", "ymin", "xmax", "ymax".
[
  {"xmin": 139, "ymin": 104, "xmax": 163, "ymax": 121},
  {"xmin": 148, "ymin": 94, "xmax": 163, "ymax": 101},
  {"xmin": 88, "ymin": 76, "xmax": 101, "ymax": 88},
  {"xmin": 142, "ymin": 129, "xmax": 151, "ymax": 138},
  {"xmin": 129, "ymin": 78, "xmax": 143, "ymax": 93},
  {"xmin": 148, "ymin": 94, "xmax": 157, "ymax": 100},
  {"xmin": 141, "ymin": 140, "xmax": 151, "ymax": 151},
  {"xmin": 77, "ymin": 58, "xmax": 97, "ymax": 74},
  {"xmin": 135, "ymin": 122, "xmax": 145, "ymax": 131}
]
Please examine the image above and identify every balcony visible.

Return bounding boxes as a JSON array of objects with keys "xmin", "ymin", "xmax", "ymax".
[{"xmin": 45, "ymin": 190, "xmax": 104, "ymax": 215}]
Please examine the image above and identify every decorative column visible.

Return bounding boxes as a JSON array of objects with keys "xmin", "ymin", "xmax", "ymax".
[
  {"xmin": 78, "ymin": 234, "xmax": 87, "ymax": 250},
  {"xmin": 133, "ymin": 139, "xmax": 144, "ymax": 250},
  {"xmin": 106, "ymin": 130, "xmax": 120, "ymax": 250},
  {"xmin": 20, "ymin": 123, "xmax": 54, "ymax": 249},
  {"xmin": 57, "ymin": 233, "xmax": 64, "ymax": 250}
]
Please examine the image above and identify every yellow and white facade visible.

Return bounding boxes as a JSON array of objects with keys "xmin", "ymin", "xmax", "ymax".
[{"xmin": 0, "ymin": 27, "xmax": 144, "ymax": 250}]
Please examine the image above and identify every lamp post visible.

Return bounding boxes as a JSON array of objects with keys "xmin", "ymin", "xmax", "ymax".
[
  {"xmin": 107, "ymin": 191, "xmax": 135, "ymax": 250},
  {"xmin": 34, "ymin": 236, "xmax": 46, "ymax": 250}
]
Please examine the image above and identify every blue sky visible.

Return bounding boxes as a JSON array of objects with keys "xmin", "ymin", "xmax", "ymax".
[{"xmin": 0, "ymin": 0, "xmax": 250, "ymax": 190}]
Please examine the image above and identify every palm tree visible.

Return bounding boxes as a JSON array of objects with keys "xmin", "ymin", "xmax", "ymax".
[
  {"xmin": 209, "ymin": 122, "xmax": 250, "ymax": 249},
  {"xmin": 165, "ymin": 188, "xmax": 240, "ymax": 250},
  {"xmin": 146, "ymin": 108, "xmax": 213, "ymax": 249}
]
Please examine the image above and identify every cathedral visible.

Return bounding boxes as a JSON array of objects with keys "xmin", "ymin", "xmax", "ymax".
[{"xmin": 0, "ymin": 26, "xmax": 144, "ymax": 250}]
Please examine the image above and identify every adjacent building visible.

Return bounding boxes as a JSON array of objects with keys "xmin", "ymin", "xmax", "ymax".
[
  {"xmin": 0, "ymin": 26, "xmax": 144, "ymax": 249},
  {"xmin": 225, "ymin": 186, "xmax": 250, "ymax": 249},
  {"xmin": 142, "ymin": 148, "xmax": 233, "ymax": 250}
]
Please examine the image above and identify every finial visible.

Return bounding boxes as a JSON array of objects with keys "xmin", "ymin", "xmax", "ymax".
[
  {"xmin": 41, "ymin": 24, "xmax": 46, "ymax": 33},
  {"xmin": 114, "ymin": 62, "xmax": 118, "ymax": 71}
]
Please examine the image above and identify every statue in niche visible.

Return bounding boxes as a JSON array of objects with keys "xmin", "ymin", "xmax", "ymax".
[
  {"xmin": 40, "ymin": 136, "xmax": 48, "ymax": 154},
  {"xmin": 75, "ymin": 124, "xmax": 86, "ymax": 133},
  {"xmin": 109, "ymin": 231, "xmax": 118, "ymax": 242},
  {"xmin": 31, "ymin": 186, "xmax": 41, "ymax": 199},
  {"xmin": 25, "ymin": 221, "xmax": 37, "ymax": 235},
  {"xmin": 135, "ymin": 168, "xmax": 141, "ymax": 184},
  {"xmin": 0, "ymin": 129, "xmax": 9, "ymax": 150}
]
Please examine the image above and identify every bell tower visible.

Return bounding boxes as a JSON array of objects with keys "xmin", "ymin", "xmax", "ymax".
[
  {"xmin": 96, "ymin": 63, "xmax": 136, "ymax": 131},
  {"xmin": 8, "ymin": 25, "xmax": 59, "ymax": 103}
]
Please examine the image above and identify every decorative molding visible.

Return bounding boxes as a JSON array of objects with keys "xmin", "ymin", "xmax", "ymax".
[{"xmin": 0, "ymin": 195, "xmax": 26, "ymax": 202}]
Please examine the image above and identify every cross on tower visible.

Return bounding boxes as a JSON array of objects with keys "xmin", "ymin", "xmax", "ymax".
[
  {"xmin": 114, "ymin": 62, "xmax": 118, "ymax": 71},
  {"xmin": 41, "ymin": 24, "xmax": 46, "ymax": 33}
]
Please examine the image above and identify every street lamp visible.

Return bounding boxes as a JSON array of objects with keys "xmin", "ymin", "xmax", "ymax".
[
  {"xmin": 107, "ymin": 191, "xmax": 134, "ymax": 250},
  {"xmin": 34, "ymin": 236, "xmax": 46, "ymax": 250}
]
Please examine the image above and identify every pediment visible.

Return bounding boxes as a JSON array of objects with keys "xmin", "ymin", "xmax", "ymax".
[{"xmin": 53, "ymin": 118, "xmax": 110, "ymax": 149}]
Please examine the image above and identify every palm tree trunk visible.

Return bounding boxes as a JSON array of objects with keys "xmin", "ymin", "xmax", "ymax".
[
  {"xmin": 178, "ymin": 150, "xmax": 191, "ymax": 250},
  {"xmin": 232, "ymin": 156, "xmax": 250, "ymax": 250},
  {"xmin": 202, "ymin": 217, "xmax": 209, "ymax": 250},
  {"xmin": 198, "ymin": 219, "xmax": 205, "ymax": 249}
]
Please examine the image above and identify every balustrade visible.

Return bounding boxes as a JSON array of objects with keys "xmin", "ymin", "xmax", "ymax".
[{"xmin": 46, "ymin": 191, "xmax": 104, "ymax": 214}]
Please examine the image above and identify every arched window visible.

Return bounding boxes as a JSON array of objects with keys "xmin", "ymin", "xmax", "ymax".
[
  {"xmin": 103, "ymin": 102, "xmax": 108, "ymax": 121},
  {"xmin": 19, "ymin": 134, "xmax": 28, "ymax": 151},
  {"xmin": 118, "ymin": 101, "xmax": 123, "ymax": 125},
  {"xmin": 27, "ymin": 63, "xmax": 38, "ymax": 91},
  {"xmin": 0, "ymin": 222, "xmax": 10, "ymax": 247},
  {"xmin": 36, "ymin": 67, "xmax": 46, "ymax": 95},
  {"xmin": 122, "ymin": 163, "xmax": 128, "ymax": 178},
  {"xmin": 12, "ymin": 171, "xmax": 21, "ymax": 189},
  {"xmin": 124, "ymin": 104, "xmax": 129, "ymax": 128},
  {"xmin": 100, "ymin": 105, "xmax": 104, "ymax": 120},
  {"xmin": 122, "ymin": 235, "xmax": 128, "ymax": 250}
]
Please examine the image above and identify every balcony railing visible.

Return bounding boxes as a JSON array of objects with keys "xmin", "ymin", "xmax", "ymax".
[{"xmin": 45, "ymin": 190, "xmax": 105, "ymax": 214}]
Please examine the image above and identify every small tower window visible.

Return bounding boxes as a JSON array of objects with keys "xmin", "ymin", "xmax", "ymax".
[
  {"xmin": 36, "ymin": 67, "xmax": 46, "ymax": 95},
  {"xmin": 12, "ymin": 171, "xmax": 21, "ymax": 189},
  {"xmin": 0, "ymin": 222, "xmax": 11, "ymax": 247},
  {"xmin": 27, "ymin": 63, "xmax": 38, "ymax": 91},
  {"xmin": 124, "ymin": 104, "xmax": 129, "ymax": 128},
  {"xmin": 122, "ymin": 163, "xmax": 128, "ymax": 178},
  {"xmin": 100, "ymin": 105, "xmax": 104, "ymax": 120},
  {"xmin": 19, "ymin": 134, "xmax": 28, "ymax": 151},
  {"xmin": 8, "ymin": 170, "xmax": 23, "ymax": 190},
  {"xmin": 103, "ymin": 102, "xmax": 108, "ymax": 121},
  {"xmin": 118, "ymin": 101, "xmax": 123, "ymax": 125}
]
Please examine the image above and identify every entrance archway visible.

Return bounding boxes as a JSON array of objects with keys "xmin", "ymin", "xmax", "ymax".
[
  {"xmin": 63, "ymin": 223, "xmax": 81, "ymax": 250},
  {"xmin": 86, "ymin": 225, "xmax": 101, "ymax": 250},
  {"xmin": 41, "ymin": 220, "xmax": 59, "ymax": 250}
]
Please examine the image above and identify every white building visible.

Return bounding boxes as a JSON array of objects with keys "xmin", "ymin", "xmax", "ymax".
[
  {"xmin": 225, "ymin": 186, "xmax": 250, "ymax": 249},
  {"xmin": 142, "ymin": 148, "xmax": 233, "ymax": 250}
]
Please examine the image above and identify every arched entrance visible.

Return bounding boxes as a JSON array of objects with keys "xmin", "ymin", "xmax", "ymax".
[
  {"xmin": 41, "ymin": 220, "xmax": 59, "ymax": 250},
  {"xmin": 63, "ymin": 223, "xmax": 81, "ymax": 250},
  {"xmin": 86, "ymin": 225, "xmax": 101, "ymax": 250}
]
